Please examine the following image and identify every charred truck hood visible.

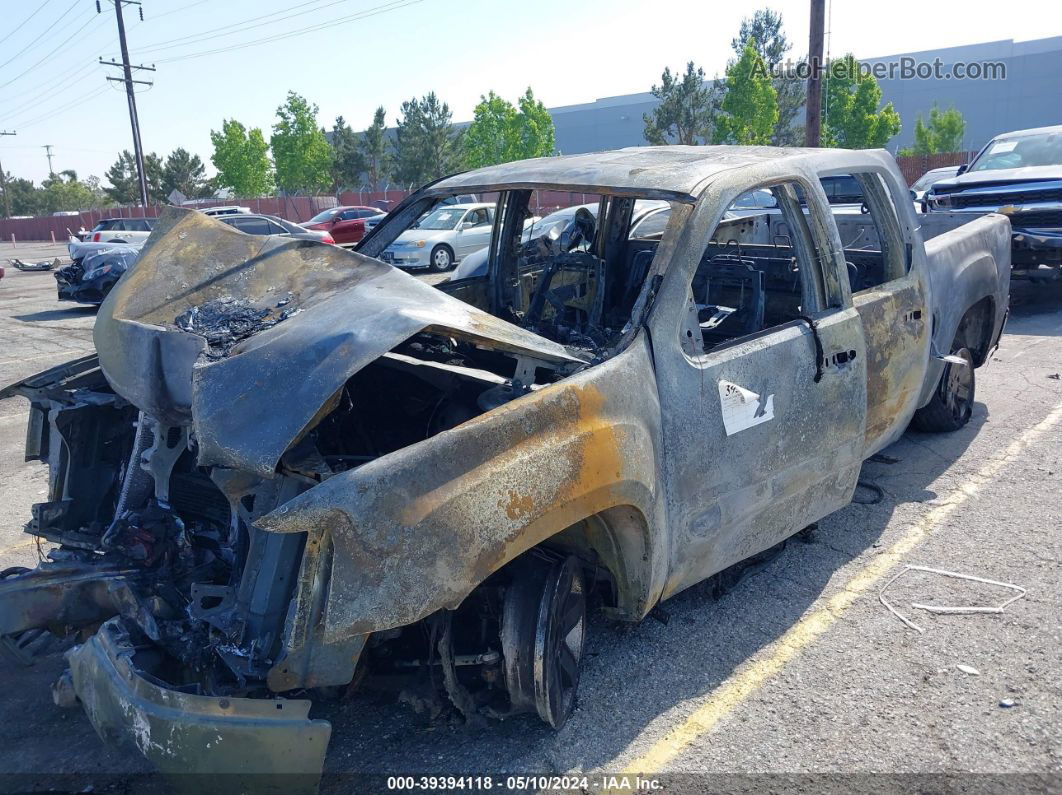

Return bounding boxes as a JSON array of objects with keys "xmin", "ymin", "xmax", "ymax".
[{"xmin": 95, "ymin": 208, "xmax": 587, "ymax": 475}]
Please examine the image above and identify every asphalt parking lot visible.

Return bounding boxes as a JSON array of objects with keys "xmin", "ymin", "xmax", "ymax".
[{"xmin": 0, "ymin": 261, "xmax": 1059, "ymax": 791}]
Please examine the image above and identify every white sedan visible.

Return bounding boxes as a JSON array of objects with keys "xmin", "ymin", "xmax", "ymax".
[{"xmin": 380, "ymin": 203, "xmax": 495, "ymax": 271}]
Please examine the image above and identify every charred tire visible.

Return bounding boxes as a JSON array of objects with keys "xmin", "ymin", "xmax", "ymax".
[
  {"xmin": 502, "ymin": 555, "xmax": 586, "ymax": 728},
  {"xmin": 912, "ymin": 345, "xmax": 975, "ymax": 432},
  {"xmin": 429, "ymin": 245, "xmax": 454, "ymax": 272}
]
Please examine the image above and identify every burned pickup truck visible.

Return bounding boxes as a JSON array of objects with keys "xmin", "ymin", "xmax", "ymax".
[{"xmin": 0, "ymin": 146, "xmax": 1009, "ymax": 784}]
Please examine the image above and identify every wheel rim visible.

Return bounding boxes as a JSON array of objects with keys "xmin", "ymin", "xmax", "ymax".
[
  {"xmin": 943, "ymin": 347, "xmax": 974, "ymax": 425},
  {"xmin": 532, "ymin": 557, "xmax": 585, "ymax": 727},
  {"xmin": 433, "ymin": 248, "xmax": 451, "ymax": 270}
]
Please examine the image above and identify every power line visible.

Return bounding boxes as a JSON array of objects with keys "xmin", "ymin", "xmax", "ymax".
[
  {"xmin": 145, "ymin": 0, "xmax": 210, "ymax": 21},
  {"xmin": 0, "ymin": 12, "xmax": 104, "ymax": 91},
  {"xmin": 136, "ymin": 0, "xmax": 349, "ymax": 53},
  {"xmin": 0, "ymin": 0, "xmax": 58, "ymax": 48},
  {"xmin": 0, "ymin": 59, "xmax": 96, "ymax": 107},
  {"xmin": 158, "ymin": 0, "xmax": 423, "ymax": 64},
  {"xmin": 0, "ymin": 0, "xmax": 84, "ymax": 71},
  {"xmin": 13, "ymin": 84, "xmax": 111, "ymax": 129},
  {"xmin": 1, "ymin": 65, "xmax": 102, "ymax": 123}
]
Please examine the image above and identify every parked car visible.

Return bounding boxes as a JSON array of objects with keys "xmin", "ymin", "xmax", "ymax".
[
  {"xmin": 218, "ymin": 212, "xmax": 335, "ymax": 243},
  {"xmin": 362, "ymin": 213, "xmax": 387, "ymax": 236},
  {"xmin": 925, "ymin": 125, "xmax": 1062, "ymax": 280},
  {"xmin": 301, "ymin": 205, "xmax": 380, "ymax": 245},
  {"xmin": 380, "ymin": 202, "xmax": 495, "ymax": 271},
  {"xmin": 0, "ymin": 146, "xmax": 1009, "ymax": 784},
  {"xmin": 448, "ymin": 200, "xmax": 669, "ymax": 281},
  {"xmin": 910, "ymin": 165, "xmax": 961, "ymax": 209},
  {"xmin": 199, "ymin": 205, "xmax": 252, "ymax": 217},
  {"xmin": 86, "ymin": 217, "xmax": 157, "ymax": 244},
  {"xmin": 55, "ymin": 243, "xmax": 140, "ymax": 304}
]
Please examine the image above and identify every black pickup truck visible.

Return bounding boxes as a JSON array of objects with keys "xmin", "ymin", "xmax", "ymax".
[{"xmin": 925, "ymin": 124, "xmax": 1062, "ymax": 281}]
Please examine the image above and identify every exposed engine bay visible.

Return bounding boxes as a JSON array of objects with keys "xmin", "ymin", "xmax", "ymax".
[{"xmin": 0, "ymin": 193, "xmax": 673, "ymax": 775}]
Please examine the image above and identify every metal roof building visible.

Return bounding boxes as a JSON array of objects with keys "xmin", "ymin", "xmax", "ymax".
[{"xmin": 542, "ymin": 36, "xmax": 1062, "ymax": 156}]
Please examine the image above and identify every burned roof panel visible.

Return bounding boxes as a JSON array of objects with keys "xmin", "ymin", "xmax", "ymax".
[{"xmin": 429, "ymin": 145, "xmax": 828, "ymax": 199}]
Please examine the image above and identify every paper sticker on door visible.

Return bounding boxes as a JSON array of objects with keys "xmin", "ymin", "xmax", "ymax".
[{"xmin": 718, "ymin": 380, "xmax": 774, "ymax": 436}]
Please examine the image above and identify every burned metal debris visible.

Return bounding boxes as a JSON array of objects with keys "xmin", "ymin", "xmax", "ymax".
[{"xmin": 174, "ymin": 295, "xmax": 299, "ymax": 359}]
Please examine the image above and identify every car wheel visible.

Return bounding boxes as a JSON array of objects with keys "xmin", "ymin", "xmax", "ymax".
[
  {"xmin": 429, "ymin": 245, "xmax": 454, "ymax": 272},
  {"xmin": 502, "ymin": 555, "xmax": 586, "ymax": 728},
  {"xmin": 911, "ymin": 344, "xmax": 975, "ymax": 432}
]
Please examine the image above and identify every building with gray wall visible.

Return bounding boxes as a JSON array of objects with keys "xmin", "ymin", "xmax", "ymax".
[{"xmin": 542, "ymin": 36, "xmax": 1062, "ymax": 156}]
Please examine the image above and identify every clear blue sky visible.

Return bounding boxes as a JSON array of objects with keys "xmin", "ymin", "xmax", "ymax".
[{"xmin": 1, "ymin": 0, "xmax": 1059, "ymax": 185}]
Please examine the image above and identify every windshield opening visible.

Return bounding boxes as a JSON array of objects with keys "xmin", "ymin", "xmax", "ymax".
[{"xmin": 367, "ymin": 189, "xmax": 681, "ymax": 357}]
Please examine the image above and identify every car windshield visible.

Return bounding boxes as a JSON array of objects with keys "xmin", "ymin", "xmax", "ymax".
[
  {"xmin": 971, "ymin": 132, "xmax": 1062, "ymax": 172},
  {"xmin": 415, "ymin": 207, "xmax": 465, "ymax": 230},
  {"xmin": 308, "ymin": 209, "xmax": 341, "ymax": 223}
]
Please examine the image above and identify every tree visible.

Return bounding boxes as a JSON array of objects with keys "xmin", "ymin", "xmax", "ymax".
[
  {"xmin": 713, "ymin": 40, "xmax": 778, "ymax": 145},
  {"xmin": 899, "ymin": 105, "xmax": 966, "ymax": 156},
  {"xmin": 104, "ymin": 150, "xmax": 140, "ymax": 204},
  {"xmin": 330, "ymin": 116, "xmax": 365, "ymax": 192},
  {"xmin": 39, "ymin": 170, "xmax": 99, "ymax": 213},
  {"xmin": 3, "ymin": 175, "xmax": 41, "ymax": 216},
  {"xmin": 391, "ymin": 92, "xmax": 462, "ymax": 187},
  {"xmin": 104, "ymin": 150, "xmax": 164, "ymax": 204},
  {"xmin": 358, "ymin": 106, "xmax": 389, "ymax": 192},
  {"xmin": 514, "ymin": 88, "xmax": 555, "ymax": 161},
  {"xmin": 161, "ymin": 147, "xmax": 209, "ymax": 200},
  {"xmin": 210, "ymin": 119, "xmax": 273, "ymax": 197},
  {"xmin": 823, "ymin": 54, "xmax": 902, "ymax": 149},
  {"xmin": 145, "ymin": 153, "xmax": 165, "ymax": 204},
  {"xmin": 464, "ymin": 91, "xmax": 517, "ymax": 168},
  {"xmin": 463, "ymin": 88, "xmax": 556, "ymax": 169},
  {"xmin": 270, "ymin": 91, "xmax": 333, "ymax": 194},
  {"xmin": 732, "ymin": 8, "xmax": 805, "ymax": 145},
  {"xmin": 643, "ymin": 61, "xmax": 720, "ymax": 145}
]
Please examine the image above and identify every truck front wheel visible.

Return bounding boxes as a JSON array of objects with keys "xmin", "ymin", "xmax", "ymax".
[{"xmin": 911, "ymin": 345, "xmax": 975, "ymax": 432}]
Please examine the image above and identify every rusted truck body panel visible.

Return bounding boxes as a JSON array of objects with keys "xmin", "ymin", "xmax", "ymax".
[{"xmin": 0, "ymin": 146, "xmax": 1009, "ymax": 783}]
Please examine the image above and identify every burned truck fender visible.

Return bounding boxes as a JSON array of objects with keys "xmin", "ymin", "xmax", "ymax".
[
  {"xmin": 918, "ymin": 213, "xmax": 1012, "ymax": 405},
  {"xmin": 256, "ymin": 335, "xmax": 667, "ymax": 682}
]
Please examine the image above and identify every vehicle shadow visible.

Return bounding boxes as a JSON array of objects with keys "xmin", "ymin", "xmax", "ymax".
[
  {"xmin": 1008, "ymin": 280, "xmax": 1062, "ymax": 334},
  {"xmin": 317, "ymin": 409, "xmax": 987, "ymax": 780},
  {"xmin": 12, "ymin": 306, "xmax": 98, "ymax": 322}
]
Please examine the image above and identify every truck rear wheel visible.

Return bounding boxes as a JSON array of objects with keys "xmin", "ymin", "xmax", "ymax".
[{"xmin": 911, "ymin": 345, "xmax": 975, "ymax": 432}]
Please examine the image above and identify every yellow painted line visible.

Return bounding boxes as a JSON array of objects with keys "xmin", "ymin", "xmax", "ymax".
[{"xmin": 623, "ymin": 399, "xmax": 1062, "ymax": 776}]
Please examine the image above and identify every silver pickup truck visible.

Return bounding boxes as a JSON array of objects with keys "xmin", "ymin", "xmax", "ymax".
[{"xmin": 0, "ymin": 146, "xmax": 1010, "ymax": 786}]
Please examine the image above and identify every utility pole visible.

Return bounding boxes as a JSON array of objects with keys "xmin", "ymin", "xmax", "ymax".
[
  {"xmin": 99, "ymin": 0, "xmax": 154, "ymax": 206},
  {"xmin": 0, "ymin": 130, "xmax": 15, "ymax": 219},
  {"xmin": 42, "ymin": 144, "xmax": 55, "ymax": 176},
  {"xmin": 805, "ymin": 0, "xmax": 825, "ymax": 147}
]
